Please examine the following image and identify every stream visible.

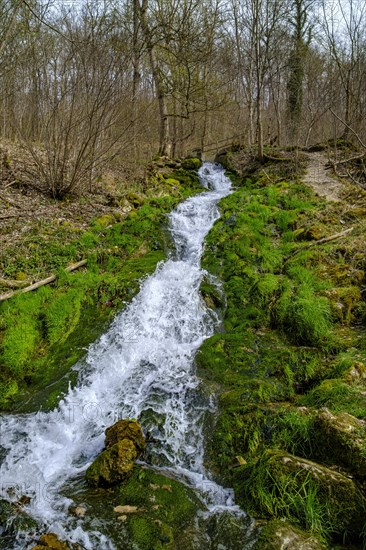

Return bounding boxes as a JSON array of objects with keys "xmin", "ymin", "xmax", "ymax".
[{"xmin": 0, "ymin": 163, "xmax": 255, "ymax": 549}]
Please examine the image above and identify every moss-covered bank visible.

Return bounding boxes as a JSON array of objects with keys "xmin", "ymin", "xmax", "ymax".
[
  {"xmin": 0, "ymin": 159, "xmax": 203, "ymax": 412},
  {"xmin": 198, "ymin": 149, "xmax": 366, "ymax": 547}
]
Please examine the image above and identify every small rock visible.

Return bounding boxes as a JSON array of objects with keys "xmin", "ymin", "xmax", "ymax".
[
  {"xmin": 68, "ymin": 504, "xmax": 86, "ymax": 518},
  {"xmin": 114, "ymin": 505, "xmax": 139, "ymax": 514},
  {"xmin": 162, "ymin": 484, "xmax": 172, "ymax": 492},
  {"xmin": 17, "ymin": 495, "xmax": 31, "ymax": 506},
  {"xmin": 117, "ymin": 515, "xmax": 128, "ymax": 522}
]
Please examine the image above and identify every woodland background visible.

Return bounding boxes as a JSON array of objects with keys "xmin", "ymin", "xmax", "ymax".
[{"xmin": 0, "ymin": 0, "xmax": 365, "ymax": 197}]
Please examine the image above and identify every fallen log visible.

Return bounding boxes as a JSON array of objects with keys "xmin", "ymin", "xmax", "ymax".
[{"xmin": 0, "ymin": 259, "xmax": 87, "ymax": 302}]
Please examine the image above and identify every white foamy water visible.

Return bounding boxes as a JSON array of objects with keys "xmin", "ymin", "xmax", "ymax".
[{"xmin": 0, "ymin": 163, "xmax": 246, "ymax": 548}]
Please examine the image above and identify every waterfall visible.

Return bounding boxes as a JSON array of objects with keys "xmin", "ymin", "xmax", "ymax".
[{"xmin": 0, "ymin": 163, "xmax": 252, "ymax": 548}]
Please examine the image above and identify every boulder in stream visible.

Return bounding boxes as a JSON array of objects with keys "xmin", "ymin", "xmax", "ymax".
[
  {"xmin": 85, "ymin": 419, "xmax": 146, "ymax": 487},
  {"xmin": 31, "ymin": 532, "xmax": 72, "ymax": 550}
]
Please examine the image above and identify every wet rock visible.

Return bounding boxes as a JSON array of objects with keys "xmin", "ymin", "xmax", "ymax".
[
  {"xmin": 68, "ymin": 504, "xmax": 86, "ymax": 517},
  {"xmin": 314, "ymin": 408, "xmax": 366, "ymax": 479},
  {"xmin": 31, "ymin": 532, "xmax": 71, "ymax": 550},
  {"xmin": 85, "ymin": 419, "xmax": 146, "ymax": 487},
  {"xmin": 65, "ymin": 465, "xmax": 206, "ymax": 549},
  {"xmin": 256, "ymin": 519, "xmax": 326, "ymax": 549},
  {"xmin": 197, "ymin": 511, "xmax": 258, "ymax": 550}
]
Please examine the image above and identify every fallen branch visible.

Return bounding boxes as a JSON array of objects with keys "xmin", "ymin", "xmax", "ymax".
[
  {"xmin": 263, "ymin": 153, "xmax": 292, "ymax": 162},
  {"xmin": 0, "ymin": 213, "xmax": 30, "ymax": 220},
  {"xmin": 284, "ymin": 227, "xmax": 354, "ymax": 262},
  {"xmin": 0, "ymin": 277, "xmax": 30, "ymax": 288},
  {"xmin": 0, "ymin": 259, "xmax": 87, "ymax": 301},
  {"xmin": 328, "ymin": 153, "xmax": 365, "ymax": 168}
]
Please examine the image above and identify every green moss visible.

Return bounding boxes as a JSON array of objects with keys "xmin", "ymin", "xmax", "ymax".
[
  {"xmin": 256, "ymin": 518, "xmax": 327, "ymax": 549},
  {"xmin": 197, "ymin": 158, "xmax": 366, "ymax": 546},
  {"xmin": 45, "ymin": 288, "xmax": 83, "ymax": 345},
  {"xmin": 298, "ymin": 379, "xmax": 366, "ymax": 419},
  {"xmin": 273, "ymin": 283, "xmax": 332, "ymax": 346},
  {"xmin": 1, "ymin": 315, "xmax": 40, "ymax": 376},
  {"xmin": 181, "ymin": 157, "xmax": 202, "ymax": 170}
]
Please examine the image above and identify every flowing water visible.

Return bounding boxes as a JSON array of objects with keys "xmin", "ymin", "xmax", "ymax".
[{"xmin": 0, "ymin": 163, "xmax": 254, "ymax": 548}]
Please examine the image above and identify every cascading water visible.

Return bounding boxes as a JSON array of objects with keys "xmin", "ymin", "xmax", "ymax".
[{"xmin": 0, "ymin": 163, "xmax": 255, "ymax": 549}]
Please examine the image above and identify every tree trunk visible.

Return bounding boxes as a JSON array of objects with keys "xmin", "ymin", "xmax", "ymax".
[{"xmin": 138, "ymin": 0, "xmax": 170, "ymax": 157}]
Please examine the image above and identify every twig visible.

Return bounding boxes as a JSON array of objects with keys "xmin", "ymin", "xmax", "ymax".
[
  {"xmin": 0, "ymin": 192, "xmax": 22, "ymax": 208},
  {"xmin": 0, "ymin": 260, "xmax": 87, "ymax": 301},
  {"xmin": 284, "ymin": 227, "xmax": 354, "ymax": 262},
  {"xmin": 0, "ymin": 213, "xmax": 30, "ymax": 220},
  {"xmin": 3, "ymin": 180, "xmax": 18, "ymax": 189}
]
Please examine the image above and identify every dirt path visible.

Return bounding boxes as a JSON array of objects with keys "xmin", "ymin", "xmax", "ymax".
[{"xmin": 303, "ymin": 152, "xmax": 343, "ymax": 202}]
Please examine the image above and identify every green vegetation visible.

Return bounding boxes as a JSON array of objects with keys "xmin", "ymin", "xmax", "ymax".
[
  {"xmin": 198, "ymin": 151, "xmax": 366, "ymax": 546},
  {"xmin": 0, "ymin": 165, "xmax": 203, "ymax": 411}
]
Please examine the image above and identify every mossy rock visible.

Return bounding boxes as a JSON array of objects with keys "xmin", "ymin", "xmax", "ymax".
[
  {"xmin": 85, "ymin": 439, "xmax": 138, "ymax": 486},
  {"xmin": 235, "ymin": 449, "xmax": 366, "ymax": 541},
  {"xmin": 85, "ymin": 420, "xmax": 146, "ymax": 487},
  {"xmin": 31, "ymin": 533, "xmax": 71, "ymax": 550},
  {"xmin": 323, "ymin": 286, "xmax": 362, "ymax": 325},
  {"xmin": 163, "ymin": 178, "xmax": 180, "ymax": 187},
  {"xmin": 302, "ymin": 226, "xmax": 324, "ymax": 240},
  {"xmin": 181, "ymin": 158, "xmax": 202, "ymax": 171},
  {"xmin": 126, "ymin": 192, "xmax": 144, "ymax": 208},
  {"xmin": 344, "ymin": 361, "xmax": 366, "ymax": 385},
  {"xmin": 94, "ymin": 213, "xmax": 115, "ymax": 228},
  {"xmin": 255, "ymin": 519, "xmax": 327, "ymax": 549},
  {"xmin": 313, "ymin": 408, "xmax": 366, "ymax": 479},
  {"xmin": 200, "ymin": 279, "xmax": 225, "ymax": 311},
  {"xmin": 105, "ymin": 419, "xmax": 146, "ymax": 452}
]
